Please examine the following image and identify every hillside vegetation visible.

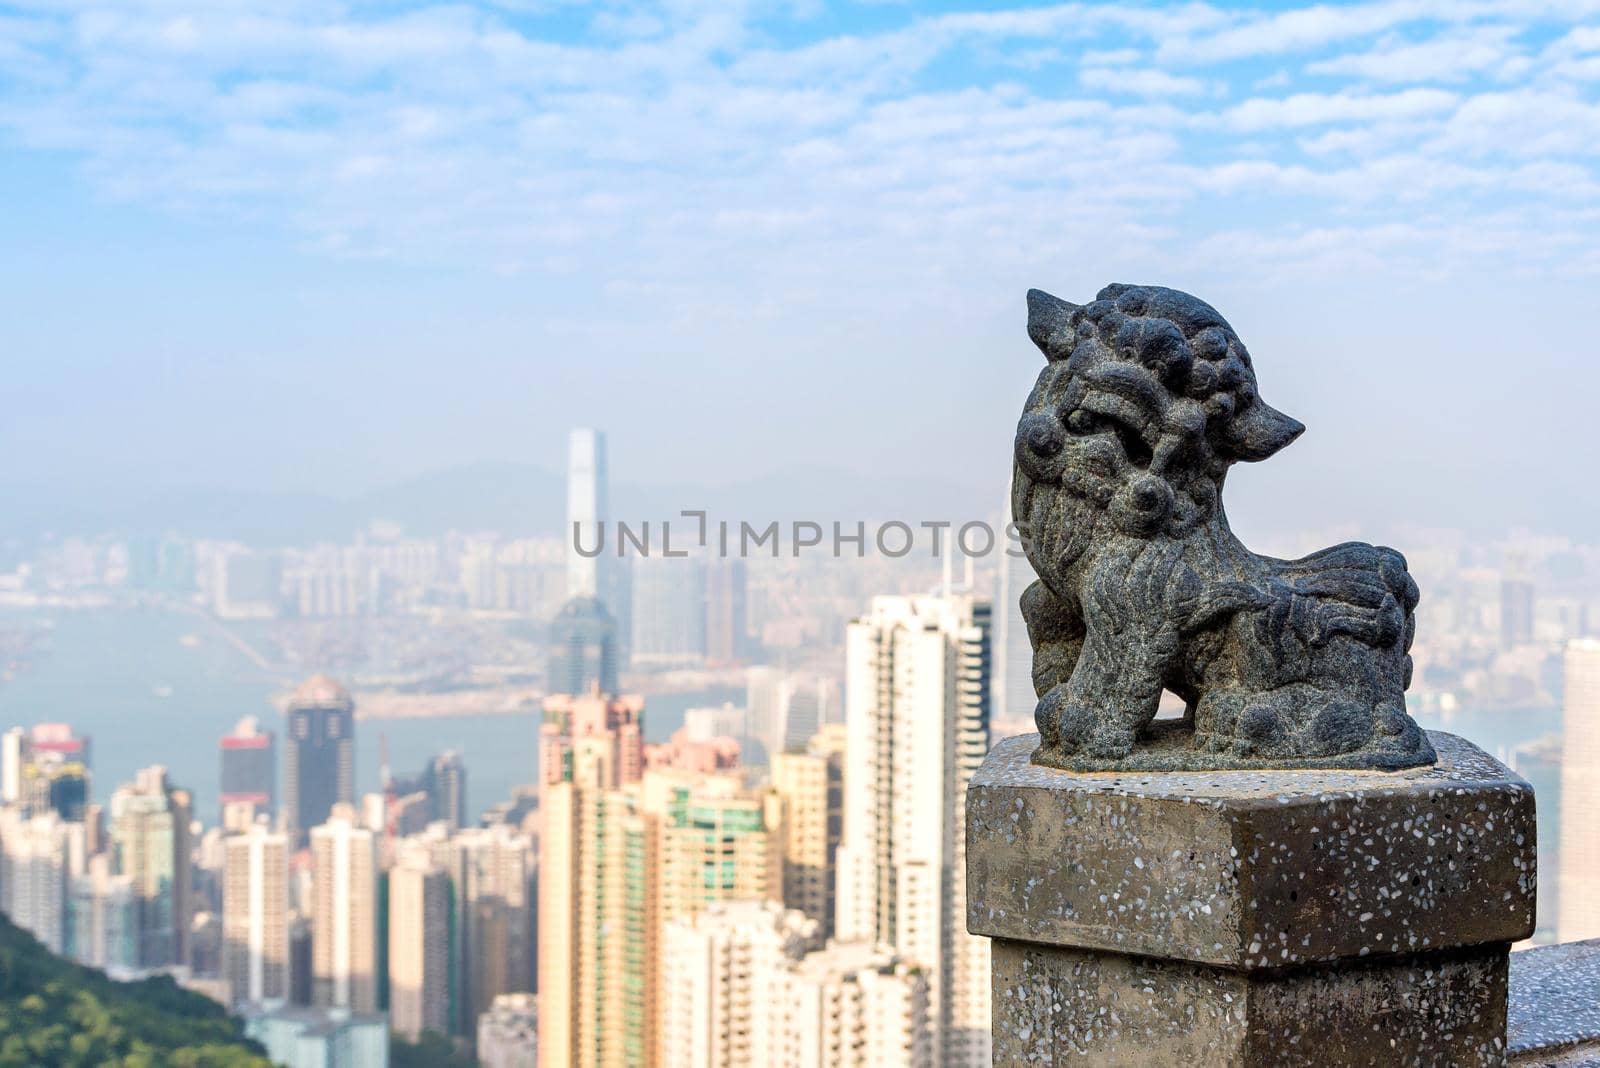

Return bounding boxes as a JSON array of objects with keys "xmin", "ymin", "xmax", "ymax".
[{"xmin": 0, "ymin": 914, "xmax": 270, "ymax": 1068}]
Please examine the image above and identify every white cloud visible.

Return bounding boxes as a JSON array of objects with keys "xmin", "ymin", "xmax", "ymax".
[
  {"xmin": 1306, "ymin": 27, "xmax": 1527, "ymax": 83},
  {"xmin": 0, "ymin": 0, "xmax": 1593, "ymax": 291},
  {"xmin": 1222, "ymin": 88, "xmax": 1460, "ymax": 130},
  {"xmin": 1079, "ymin": 66, "xmax": 1213, "ymax": 97}
]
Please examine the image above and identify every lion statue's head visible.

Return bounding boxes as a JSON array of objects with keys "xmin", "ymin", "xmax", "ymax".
[{"xmin": 1014, "ymin": 283, "xmax": 1305, "ymax": 574}]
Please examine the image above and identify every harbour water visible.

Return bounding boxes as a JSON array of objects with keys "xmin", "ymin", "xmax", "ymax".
[{"xmin": 0, "ymin": 606, "xmax": 739, "ymax": 822}]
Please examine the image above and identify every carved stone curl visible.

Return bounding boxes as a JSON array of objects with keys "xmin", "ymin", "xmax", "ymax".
[{"xmin": 1014, "ymin": 283, "xmax": 1433, "ymax": 771}]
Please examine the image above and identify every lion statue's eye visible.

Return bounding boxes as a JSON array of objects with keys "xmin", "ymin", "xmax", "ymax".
[{"xmin": 1065, "ymin": 409, "xmax": 1102, "ymax": 435}]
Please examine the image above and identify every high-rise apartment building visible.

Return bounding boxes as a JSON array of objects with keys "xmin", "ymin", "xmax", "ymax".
[
  {"xmin": 285, "ymin": 675, "xmax": 355, "ymax": 848},
  {"xmin": 220, "ymin": 715, "xmax": 276, "ymax": 820},
  {"xmin": 703, "ymin": 559, "xmax": 748, "ymax": 665},
  {"xmin": 0, "ymin": 806, "xmax": 72, "ymax": 953},
  {"xmin": 428, "ymin": 749, "xmax": 468, "ymax": 830},
  {"xmin": 541, "ymin": 690, "xmax": 644, "ymax": 789},
  {"xmin": 1559, "ymin": 638, "xmax": 1600, "ymax": 941},
  {"xmin": 661, "ymin": 901, "xmax": 818, "ymax": 1068},
  {"xmin": 455, "ymin": 824, "xmax": 534, "ymax": 1033},
  {"xmin": 388, "ymin": 849, "xmax": 454, "ymax": 1040},
  {"xmin": 477, "ymin": 992, "xmax": 539, "ymax": 1068},
  {"xmin": 772, "ymin": 725, "xmax": 846, "ymax": 939},
  {"xmin": 631, "ymin": 556, "xmax": 707, "ymax": 667},
  {"xmin": 836, "ymin": 593, "xmax": 992, "ymax": 1066},
  {"xmin": 1, "ymin": 727, "xmax": 25, "ymax": 804},
  {"xmin": 780, "ymin": 943, "xmax": 933, "ymax": 1068},
  {"xmin": 391, "ymin": 749, "xmax": 469, "ymax": 830},
  {"xmin": 107, "ymin": 765, "xmax": 193, "ymax": 967},
  {"xmin": 222, "ymin": 820, "xmax": 290, "ymax": 1006},
  {"xmin": 541, "ymin": 751, "xmax": 781, "ymax": 1068},
  {"xmin": 1502, "ymin": 578, "xmax": 1537, "ymax": 648},
  {"xmin": 539, "ymin": 734, "xmax": 648, "ymax": 1068},
  {"xmin": 309, "ymin": 803, "xmax": 378, "ymax": 1012},
  {"xmin": 20, "ymin": 757, "xmax": 89, "ymax": 822},
  {"xmin": 748, "ymin": 669, "xmax": 837, "ymax": 763},
  {"xmin": 66, "ymin": 852, "xmax": 137, "ymax": 971},
  {"xmin": 5, "ymin": 724, "xmax": 93, "ymax": 818}
]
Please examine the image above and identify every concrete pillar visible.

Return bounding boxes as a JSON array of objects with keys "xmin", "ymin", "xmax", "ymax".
[{"xmin": 966, "ymin": 731, "xmax": 1536, "ymax": 1067}]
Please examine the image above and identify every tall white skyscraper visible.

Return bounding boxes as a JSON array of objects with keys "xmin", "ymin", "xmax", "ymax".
[
  {"xmin": 780, "ymin": 942, "xmax": 933, "ymax": 1068},
  {"xmin": 836, "ymin": 593, "xmax": 992, "ymax": 1066},
  {"xmin": 567, "ymin": 428, "xmax": 609, "ymax": 600},
  {"xmin": 0, "ymin": 806, "xmax": 71, "ymax": 953},
  {"xmin": 222, "ymin": 820, "xmax": 290, "ymax": 1006},
  {"xmin": 660, "ymin": 900, "xmax": 818, "ymax": 1068},
  {"xmin": 1, "ymin": 727, "xmax": 25, "ymax": 803},
  {"xmin": 567, "ymin": 427, "xmax": 630, "ymax": 660},
  {"xmin": 1559, "ymin": 639, "xmax": 1600, "ymax": 941},
  {"xmin": 310, "ymin": 803, "xmax": 378, "ymax": 1012}
]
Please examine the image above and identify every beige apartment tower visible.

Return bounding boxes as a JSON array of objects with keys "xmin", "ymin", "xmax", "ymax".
[
  {"xmin": 310, "ymin": 803, "xmax": 378, "ymax": 1012},
  {"xmin": 388, "ymin": 850, "xmax": 453, "ymax": 1040},
  {"xmin": 772, "ymin": 725, "xmax": 845, "ymax": 939},
  {"xmin": 222, "ymin": 821, "xmax": 289, "ymax": 1006}
]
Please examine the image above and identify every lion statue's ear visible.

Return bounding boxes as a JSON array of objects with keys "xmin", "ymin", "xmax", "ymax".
[{"xmin": 1027, "ymin": 289, "xmax": 1080, "ymax": 361}]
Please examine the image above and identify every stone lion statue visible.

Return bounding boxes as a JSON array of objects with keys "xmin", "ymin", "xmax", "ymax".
[{"xmin": 1014, "ymin": 283, "xmax": 1433, "ymax": 771}]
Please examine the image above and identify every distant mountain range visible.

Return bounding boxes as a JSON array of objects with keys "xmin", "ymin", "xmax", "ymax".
[{"xmin": 0, "ymin": 462, "xmax": 996, "ymax": 546}]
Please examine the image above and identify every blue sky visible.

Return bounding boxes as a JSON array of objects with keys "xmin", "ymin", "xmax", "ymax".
[{"xmin": 2, "ymin": 1, "xmax": 1598, "ymax": 537}]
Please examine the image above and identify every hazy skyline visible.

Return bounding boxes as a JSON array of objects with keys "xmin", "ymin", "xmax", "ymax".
[{"xmin": 3, "ymin": 1, "xmax": 1599, "ymax": 540}]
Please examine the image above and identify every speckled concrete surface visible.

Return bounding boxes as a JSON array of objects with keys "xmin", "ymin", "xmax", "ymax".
[
  {"xmin": 993, "ymin": 939, "xmax": 1509, "ymax": 1067},
  {"xmin": 1509, "ymin": 939, "xmax": 1600, "ymax": 1066},
  {"xmin": 968, "ymin": 730, "xmax": 1536, "ymax": 969}
]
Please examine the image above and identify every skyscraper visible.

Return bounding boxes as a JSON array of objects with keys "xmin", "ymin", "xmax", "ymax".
[
  {"xmin": 220, "ymin": 715, "xmax": 276, "ymax": 821},
  {"xmin": 1502, "ymin": 578, "xmax": 1537, "ymax": 648},
  {"xmin": 0, "ymin": 806, "xmax": 72, "ymax": 953},
  {"xmin": 540, "ymin": 690, "xmax": 644, "ymax": 789},
  {"xmin": 631, "ymin": 556, "xmax": 707, "ymax": 666},
  {"xmin": 310, "ymin": 803, "xmax": 378, "ymax": 1012},
  {"xmin": 836, "ymin": 593, "xmax": 992, "ymax": 1066},
  {"xmin": 222, "ymin": 820, "xmax": 290, "ymax": 1006},
  {"xmin": 1559, "ymin": 638, "xmax": 1600, "ymax": 941},
  {"xmin": 477, "ymin": 992, "xmax": 539, "ymax": 1068},
  {"xmin": 107, "ymin": 766, "xmax": 193, "ymax": 967},
  {"xmin": 66, "ymin": 852, "xmax": 137, "ymax": 971},
  {"xmin": 388, "ymin": 848, "xmax": 454, "ymax": 1041},
  {"xmin": 21, "ymin": 757, "xmax": 89, "ymax": 822},
  {"xmin": 392, "ymin": 749, "xmax": 470, "ymax": 830},
  {"xmin": 780, "ymin": 943, "xmax": 933, "ymax": 1068},
  {"xmin": 747, "ymin": 669, "xmax": 834, "ymax": 764},
  {"xmin": 1, "ymin": 727, "xmax": 26, "ymax": 803},
  {"xmin": 455, "ymin": 824, "xmax": 535, "ymax": 1034},
  {"xmin": 772, "ymin": 725, "xmax": 846, "ymax": 939},
  {"xmin": 660, "ymin": 901, "xmax": 818, "ymax": 1068},
  {"xmin": 547, "ymin": 597, "xmax": 621, "ymax": 697},
  {"xmin": 567, "ymin": 428, "xmax": 609, "ymax": 602},
  {"xmin": 703, "ymin": 558, "xmax": 748, "ymax": 665},
  {"xmin": 285, "ymin": 675, "xmax": 355, "ymax": 848}
]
